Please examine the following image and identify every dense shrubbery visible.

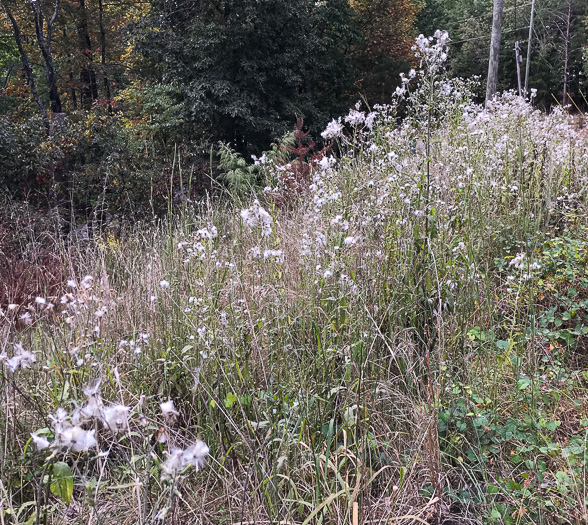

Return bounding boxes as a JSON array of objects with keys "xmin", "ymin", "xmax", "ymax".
[{"xmin": 0, "ymin": 105, "xmax": 206, "ymax": 216}]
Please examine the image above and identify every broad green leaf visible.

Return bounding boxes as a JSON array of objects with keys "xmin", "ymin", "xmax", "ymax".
[{"xmin": 50, "ymin": 461, "xmax": 74, "ymax": 504}]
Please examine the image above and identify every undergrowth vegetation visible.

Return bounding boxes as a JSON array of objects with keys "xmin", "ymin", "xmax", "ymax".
[{"xmin": 2, "ymin": 32, "xmax": 588, "ymax": 524}]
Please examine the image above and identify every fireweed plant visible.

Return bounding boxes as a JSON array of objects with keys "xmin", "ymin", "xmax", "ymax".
[{"xmin": 2, "ymin": 32, "xmax": 588, "ymax": 524}]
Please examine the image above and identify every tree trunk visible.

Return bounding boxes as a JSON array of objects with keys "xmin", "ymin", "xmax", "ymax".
[
  {"xmin": 98, "ymin": 0, "xmax": 111, "ymax": 105},
  {"xmin": 561, "ymin": 0, "xmax": 571, "ymax": 106},
  {"xmin": 28, "ymin": 0, "xmax": 63, "ymax": 114},
  {"xmin": 78, "ymin": 0, "xmax": 98, "ymax": 108},
  {"xmin": 1, "ymin": 0, "xmax": 50, "ymax": 133},
  {"xmin": 64, "ymin": 29, "xmax": 78, "ymax": 110},
  {"xmin": 486, "ymin": 0, "xmax": 504, "ymax": 106}
]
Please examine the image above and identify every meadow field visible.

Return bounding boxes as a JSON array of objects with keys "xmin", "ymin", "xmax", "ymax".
[{"xmin": 2, "ymin": 33, "xmax": 588, "ymax": 524}]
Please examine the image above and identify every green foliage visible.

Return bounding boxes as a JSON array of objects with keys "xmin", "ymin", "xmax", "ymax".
[
  {"xmin": 0, "ymin": 111, "xmax": 176, "ymax": 214},
  {"xmin": 217, "ymin": 142, "xmax": 260, "ymax": 197},
  {"xmin": 0, "ymin": 30, "xmax": 19, "ymax": 113},
  {"xmin": 116, "ymin": 82, "xmax": 185, "ymax": 145},
  {"xmin": 136, "ymin": 0, "xmax": 355, "ymax": 153},
  {"xmin": 536, "ymin": 226, "xmax": 588, "ymax": 349},
  {"xmin": 50, "ymin": 462, "xmax": 74, "ymax": 505}
]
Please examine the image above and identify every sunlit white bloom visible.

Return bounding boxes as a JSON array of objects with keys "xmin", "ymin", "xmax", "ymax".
[
  {"xmin": 248, "ymin": 246, "xmax": 261, "ymax": 259},
  {"xmin": 196, "ymin": 226, "xmax": 217, "ymax": 239},
  {"xmin": 252, "ymin": 153, "xmax": 267, "ymax": 165},
  {"xmin": 263, "ymin": 249, "xmax": 284, "ymax": 263},
  {"xmin": 161, "ymin": 440, "xmax": 209, "ymax": 481},
  {"xmin": 365, "ymin": 112, "xmax": 377, "ymax": 130},
  {"xmin": 30, "ymin": 433, "xmax": 50, "ymax": 450},
  {"xmin": 80, "ymin": 395, "xmax": 103, "ymax": 419},
  {"xmin": 83, "ymin": 378, "xmax": 102, "ymax": 398},
  {"xmin": 67, "ymin": 279, "xmax": 77, "ymax": 288},
  {"xmin": 5, "ymin": 343, "xmax": 36, "ymax": 372},
  {"xmin": 345, "ymin": 109, "xmax": 365, "ymax": 127},
  {"xmin": 94, "ymin": 306, "xmax": 107, "ymax": 318},
  {"xmin": 60, "ymin": 293, "xmax": 74, "ymax": 304},
  {"xmin": 160, "ymin": 400, "xmax": 179, "ymax": 419},
  {"xmin": 81, "ymin": 275, "xmax": 93, "ymax": 289},
  {"xmin": 102, "ymin": 405, "xmax": 130, "ymax": 433},
  {"xmin": 61, "ymin": 426, "xmax": 97, "ymax": 453},
  {"xmin": 509, "ymin": 252, "xmax": 526, "ymax": 270},
  {"xmin": 35, "ymin": 297, "xmax": 46, "ymax": 305},
  {"xmin": 8, "ymin": 304, "xmax": 18, "ymax": 310},
  {"xmin": 343, "ymin": 236, "xmax": 356, "ymax": 246},
  {"xmin": 161, "ymin": 448, "xmax": 184, "ymax": 480},
  {"xmin": 240, "ymin": 200, "xmax": 273, "ymax": 237},
  {"xmin": 321, "ymin": 118, "xmax": 343, "ymax": 140},
  {"xmin": 315, "ymin": 155, "xmax": 332, "ymax": 172},
  {"xmin": 159, "ymin": 280, "xmax": 170, "ymax": 289},
  {"xmin": 183, "ymin": 441, "xmax": 209, "ymax": 471},
  {"xmin": 50, "ymin": 408, "xmax": 68, "ymax": 428},
  {"xmin": 19, "ymin": 312, "xmax": 32, "ymax": 325}
]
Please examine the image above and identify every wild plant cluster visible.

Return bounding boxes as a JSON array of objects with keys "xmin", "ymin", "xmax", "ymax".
[{"xmin": 2, "ymin": 32, "xmax": 588, "ymax": 524}]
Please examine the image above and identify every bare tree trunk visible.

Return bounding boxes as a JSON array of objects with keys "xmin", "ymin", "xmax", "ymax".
[
  {"xmin": 561, "ymin": 0, "xmax": 571, "ymax": 106},
  {"xmin": 78, "ymin": 0, "xmax": 98, "ymax": 108},
  {"xmin": 28, "ymin": 0, "xmax": 63, "ymax": 114},
  {"xmin": 515, "ymin": 41, "xmax": 522, "ymax": 96},
  {"xmin": 98, "ymin": 0, "xmax": 111, "ymax": 107},
  {"xmin": 524, "ymin": 0, "xmax": 536, "ymax": 96},
  {"xmin": 486, "ymin": 0, "xmax": 504, "ymax": 106},
  {"xmin": 64, "ymin": 28, "xmax": 78, "ymax": 110},
  {"xmin": 1, "ymin": 0, "xmax": 50, "ymax": 133}
]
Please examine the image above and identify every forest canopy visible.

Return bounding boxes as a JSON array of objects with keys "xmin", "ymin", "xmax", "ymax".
[{"xmin": 0, "ymin": 0, "xmax": 586, "ymax": 213}]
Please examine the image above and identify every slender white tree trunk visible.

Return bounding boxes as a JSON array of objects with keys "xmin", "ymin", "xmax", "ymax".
[{"xmin": 486, "ymin": 0, "xmax": 504, "ymax": 106}]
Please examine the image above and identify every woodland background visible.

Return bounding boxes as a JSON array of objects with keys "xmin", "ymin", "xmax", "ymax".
[{"xmin": 0, "ymin": 0, "xmax": 587, "ymax": 217}]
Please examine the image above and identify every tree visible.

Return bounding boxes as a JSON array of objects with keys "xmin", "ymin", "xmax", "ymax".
[
  {"xmin": 348, "ymin": 0, "xmax": 421, "ymax": 103},
  {"xmin": 417, "ymin": 0, "xmax": 587, "ymax": 107},
  {"xmin": 28, "ymin": 0, "xmax": 62, "ymax": 113},
  {"xmin": 486, "ymin": 0, "xmax": 504, "ymax": 104},
  {"xmin": 0, "ymin": 0, "xmax": 49, "ymax": 129},
  {"xmin": 76, "ymin": 0, "xmax": 98, "ymax": 107},
  {"xmin": 137, "ymin": 0, "xmax": 356, "ymax": 152}
]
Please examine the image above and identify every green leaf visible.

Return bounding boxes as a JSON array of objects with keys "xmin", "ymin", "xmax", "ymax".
[
  {"xmin": 517, "ymin": 376, "xmax": 532, "ymax": 390},
  {"xmin": 24, "ymin": 512, "xmax": 38, "ymax": 525},
  {"xmin": 224, "ymin": 392, "xmax": 238, "ymax": 408},
  {"xmin": 491, "ymin": 508, "xmax": 502, "ymax": 519},
  {"xmin": 50, "ymin": 461, "xmax": 74, "ymax": 504}
]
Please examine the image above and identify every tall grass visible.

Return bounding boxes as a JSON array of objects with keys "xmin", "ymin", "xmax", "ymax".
[{"xmin": 2, "ymin": 33, "xmax": 588, "ymax": 524}]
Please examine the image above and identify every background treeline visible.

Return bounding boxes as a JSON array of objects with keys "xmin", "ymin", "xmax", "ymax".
[{"xmin": 0, "ymin": 0, "xmax": 586, "ymax": 216}]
